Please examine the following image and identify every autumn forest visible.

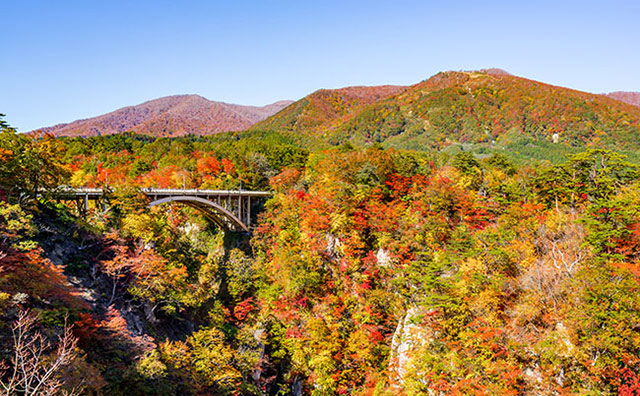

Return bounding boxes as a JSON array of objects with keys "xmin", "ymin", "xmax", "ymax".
[{"xmin": 2, "ymin": 70, "xmax": 640, "ymax": 395}]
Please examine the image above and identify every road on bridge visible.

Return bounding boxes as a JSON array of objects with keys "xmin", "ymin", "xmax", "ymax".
[{"xmin": 53, "ymin": 187, "xmax": 272, "ymax": 232}]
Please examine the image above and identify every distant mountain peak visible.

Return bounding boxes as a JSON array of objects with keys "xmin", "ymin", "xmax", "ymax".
[
  {"xmin": 35, "ymin": 95, "xmax": 293, "ymax": 137},
  {"xmin": 477, "ymin": 68, "xmax": 512, "ymax": 76},
  {"xmin": 605, "ymin": 91, "xmax": 640, "ymax": 108}
]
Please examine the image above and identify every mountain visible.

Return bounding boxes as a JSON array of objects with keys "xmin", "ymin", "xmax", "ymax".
[
  {"xmin": 36, "ymin": 95, "xmax": 293, "ymax": 137},
  {"xmin": 35, "ymin": 73, "xmax": 640, "ymax": 154},
  {"xmin": 253, "ymin": 85, "xmax": 407, "ymax": 135},
  {"xmin": 606, "ymin": 91, "xmax": 640, "ymax": 108},
  {"xmin": 252, "ymin": 71, "xmax": 640, "ymax": 152}
]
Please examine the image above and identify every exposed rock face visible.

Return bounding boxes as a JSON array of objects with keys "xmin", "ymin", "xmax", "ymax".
[
  {"xmin": 388, "ymin": 306, "xmax": 434, "ymax": 388},
  {"xmin": 524, "ymin": 366, "xmax": 543, "ymax": 385},
  {"xmin": 325, "ymin": 233, "xmax": 342, "ymax": 260},
  {"xmin": 292, "ymin": 376, "xmax": 304, "ymax": 396},
  {"xmin": 179, "ymin": 222, "xmax": 203, "ymax": 246},
  {"xmin": 376, "ymin": 247, "xmax": 393, "ymax": 267},
  {"xmin": 251, "ymin": 328, "xmax": 266, "ymax": 382},
  {"xmin": 554, "ymin": 321, "xmax": 576, "ymax": 357}
]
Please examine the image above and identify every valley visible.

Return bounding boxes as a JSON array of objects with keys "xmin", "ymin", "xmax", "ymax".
[{"xmin": 2, "ymin": 69, "xmax": 640, "ymax": 395}]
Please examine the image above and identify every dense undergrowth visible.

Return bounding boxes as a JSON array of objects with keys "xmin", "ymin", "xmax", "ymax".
[{"xmin": 1, "ymin": 114, "xmax": 640, "ymax": 395}]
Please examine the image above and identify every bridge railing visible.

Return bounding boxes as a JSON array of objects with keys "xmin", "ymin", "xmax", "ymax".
[
  {"xmin": 51, "ymin": 187, "xmax": 272, "ymax": 197},
  {"xmin": 141, "ymin": 188, "xmax": 272, "ymax": 197}
]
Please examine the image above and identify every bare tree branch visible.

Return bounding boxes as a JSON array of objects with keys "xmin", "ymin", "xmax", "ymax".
[{"xmin": 0, "ymin": 310, "xmax": 81, "ymax": 396}]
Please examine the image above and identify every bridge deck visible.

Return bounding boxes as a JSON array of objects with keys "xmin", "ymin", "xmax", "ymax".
[
  {"xmin": 51, "ymin": 187, "xmax": 271, "ymax": 232},
  {"xmin": 54, "ymin": 187, "xmax": 271, "ymax": 198}
]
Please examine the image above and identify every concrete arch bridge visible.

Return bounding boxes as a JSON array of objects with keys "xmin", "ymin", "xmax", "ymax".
[{"xmin": 53, "ymin": 188, "xmax": 271, "ymax": 233}]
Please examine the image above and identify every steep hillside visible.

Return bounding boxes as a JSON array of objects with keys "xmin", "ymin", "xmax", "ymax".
[
  {"xmin": 253, "ymin": 71, "xmax": 640, "ymax": 151},
  {"xmin": 36, "ymin": 95, "xmax": 293, "ymax": 137},
  {"xmin": 607, "ymin": 91, "xmax": 640, "ymax": 108},
  {"xmin": 251, "ymin": 85, "xmax": 407, "ymax": 136},
  {"xmin": 4, "ymin": 113, "xmax": 640, "ymax": 395}
]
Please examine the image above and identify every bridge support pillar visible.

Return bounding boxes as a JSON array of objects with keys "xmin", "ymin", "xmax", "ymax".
[{"xmin": 246, "ymin": 196, "xmax": 251, "ymax": 227}]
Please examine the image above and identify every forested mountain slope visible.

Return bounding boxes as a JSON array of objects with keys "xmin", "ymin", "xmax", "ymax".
[
  {"xmin": 36, "ymin": 95, "xmax": 293, "ymax": 137},
  {"xmin": 252, "ymin": 85, "xmax": 407, "ymax": 136},
  {"xmin": 607, "ymin": 91, "xmax": 640, "ymax": 108},
  {"xmin": 254, "ymin": 70, "xmax": 640, "ymax": 152}
]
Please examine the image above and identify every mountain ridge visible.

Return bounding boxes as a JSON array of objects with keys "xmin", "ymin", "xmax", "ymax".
[
  {"xmin": 32, "ymin": 71, "xmax": 640, "ymax": 148},
  {"xmin": 606, "ymin": 91, "xmax": 640, "ymax": 108},
  {"xmin": 35, "ymin": 95, "xmax": 293, "ymax": 137},
  {"xmin": 251, "ymin": 70, "xmax": 640, "ymax": 151}
]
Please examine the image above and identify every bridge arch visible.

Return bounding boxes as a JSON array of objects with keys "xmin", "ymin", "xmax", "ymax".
[{"xmin": 147, "ymin": 196, "xmax": 249, "ymax": 232}]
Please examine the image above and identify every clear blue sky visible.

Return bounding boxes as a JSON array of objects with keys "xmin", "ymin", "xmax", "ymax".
[{"xmin": 3, "ymin": 0, "xmax": 639, "ymax": 132}]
